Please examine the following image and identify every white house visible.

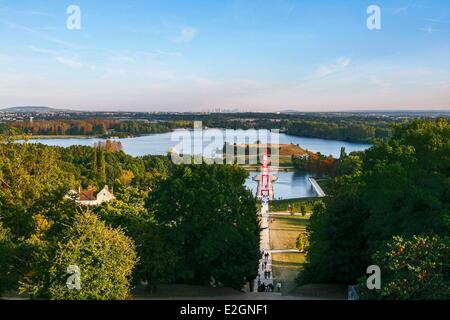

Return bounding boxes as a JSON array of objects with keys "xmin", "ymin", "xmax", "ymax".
[{"xmin": 67, "ymin": 185, "xmax": 116, "ymax": 206}]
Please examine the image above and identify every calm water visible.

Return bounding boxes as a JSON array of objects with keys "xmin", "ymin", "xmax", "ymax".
[
  {"xmin": 28, "ymin": 129, "xmax": 370, "ymax": 158},
  {"xmin": 29, "ymin": 130, "xmax": 369, "ymax": 199},
  {"xmin": 245, "ymin": 171, "xmax": 316, "ymax": 199}
]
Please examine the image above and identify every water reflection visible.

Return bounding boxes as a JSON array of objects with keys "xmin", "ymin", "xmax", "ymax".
[
  {"xmin": 27, "ymin": 129, "xmax": 370, "ymax": 158},
  {"xmin": 245, "ymin": 171, "xmax": 316, "ymax": 200}
]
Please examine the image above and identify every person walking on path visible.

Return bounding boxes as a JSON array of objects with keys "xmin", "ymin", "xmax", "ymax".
[{"xmin": 276, "ymin": 282, "xmax": 282, "ymax": 292}]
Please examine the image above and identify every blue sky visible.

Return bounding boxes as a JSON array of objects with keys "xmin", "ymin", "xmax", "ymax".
[{"xmin": 0, "ymin": 0, "xmax": 449, "ymax": 111}]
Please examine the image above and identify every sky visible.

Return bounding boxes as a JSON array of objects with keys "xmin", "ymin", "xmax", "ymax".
[{"xmin": 0, "ymin": 0, "xmax": 449, "ymax": 112}]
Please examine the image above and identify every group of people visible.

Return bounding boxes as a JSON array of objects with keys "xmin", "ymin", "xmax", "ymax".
[
  {"xmin": 261, "ymin": 251, "xmax": 270, "ymax": 271},
  {"xmin": 256, "ymin": 275, "xmax": 283, "ymax": 293},
  {"xmin": 257, "ymin": 250, "xmax": 282, "ymax": 292},
  {"xmin": 258, "ymin": 282, "xmax": 274, "ymax": 292},
  {"xmin": 259, "ymin": 267, "xmax": 272, "ymax": 279}
]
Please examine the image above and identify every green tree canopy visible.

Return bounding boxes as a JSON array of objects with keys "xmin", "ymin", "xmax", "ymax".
[
  {"xmin": 359, "ymin": 235, "xmax": 450, "ymax": 300},
  {"xmin": 21, "ymin": 211, "xmax": 137, "ymax": 300},
  {"xmin": 300, "ymin": 118, "xmax": 450, "ymax": 289},
  {"xmin": 146, "ymin": 164, "xmax": 260, "ymax": 289}
]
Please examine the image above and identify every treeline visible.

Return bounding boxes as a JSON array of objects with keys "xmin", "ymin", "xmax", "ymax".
[
  {"xmin": 285, "ymin": 120, "xmax": 391, "ymax": 143},
  {"xmin": 0, "ymin": 137, "xmax": 259, "ymax": 299},
  {"xmin": 1, "ymin": 112, "xmax": 399, "ymax": 142},
  {"xmin": 2, "ymin": 119, "xmax": 189, "ymax": 137},
  {"xmin": 292, "ymin": 147, "xmax": 365, "ymax": 177},
  {"xmin": 299, "ymin": 118, "xmax": 450, "ymax": 299},
  {"xmin": 192, "ymin": 113, "xmax": 394, "ymax": 143},
  {"xmin": 201, "ymin": 117, "xmax": 392, "ymax": 143}
]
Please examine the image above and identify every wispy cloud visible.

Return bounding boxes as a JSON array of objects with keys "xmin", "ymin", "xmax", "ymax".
[
  {"xmin": 315, "ymin": 57, "xmax": 351, "ymax": 78},
  {"xmin": 423, "ymin": 18, "xmax": 444, "ymax": 23},
  {"xmin": 173, "ymin": 26, "xmax": 199, "ymax": 43},
  {"xmin": 55, "ymin": 56, "xmax": 82, "ymax": 68},
  {"xmin": 30, "ymin": 45, "xmax": 82, "ymax": 69},
  {"xmin": 3, "ymin": 20, "xmax": 80, "ymax": 49},
  {"xmin": 392, "ymin": 6, "xmax": 410, "ymax": 14},
  {"xmin": 419, "ymin": 27, "xmax": 450, "ymax": 34}
]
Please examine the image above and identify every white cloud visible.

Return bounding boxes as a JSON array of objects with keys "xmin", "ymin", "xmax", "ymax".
[
  {"xmin": 315, "ymin": 57, "xmax": 351, "ymax": 78},
  {"xmin": 55, "ymin": 56, "xmax": 82, "ymax": 68},
  {"xmin": 173, "ymin": 26, "xmax": 198, "ymax": 42}
]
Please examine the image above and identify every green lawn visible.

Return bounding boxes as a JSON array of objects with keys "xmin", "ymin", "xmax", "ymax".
[
  {"xmin": 269, "ymin": 214, "xmax": 309, "ymax": 249},
  {"xmin": 315, "ymin": 177, "xmax": 332, "ymax": 194},
  {"xmin": 269, "ymin": 214, "xmax": 309, "ymax": 294},
  {"xmin": 269, "ymin": 197, "xmax": 320, "ymax": 213},
  {"xmin": 271, "ymin": 252, "xmax": 306, "ymax": 294}
]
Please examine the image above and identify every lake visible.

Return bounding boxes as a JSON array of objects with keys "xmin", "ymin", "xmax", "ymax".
[
  {"xmin": 28, "ymin": 129, "xmax": 370, "ymax": 200},
  {"xmin": 28, "ymin": 129, "xmax": 370, "ymax": 158}
]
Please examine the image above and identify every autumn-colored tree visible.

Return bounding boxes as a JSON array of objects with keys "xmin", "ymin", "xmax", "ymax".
[
  {"xmin": 296, "ymin": 232, "xmax": 310, "ymax": 253},
  {"xmin": 117, "ymin": 170, "xmax": 134, "ymax": 187}
]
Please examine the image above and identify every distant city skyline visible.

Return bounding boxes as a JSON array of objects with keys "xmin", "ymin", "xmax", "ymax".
[{"xmin": 0, "ymin": 0, "xmax": 449, "ymax": 112}]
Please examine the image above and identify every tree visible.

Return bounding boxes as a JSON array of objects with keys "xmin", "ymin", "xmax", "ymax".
[
  {"xmin": 91, "ymin": 147, "xmax": 97, "ymax": 175},
  {"xmin": 0, "ymin": 142, "xmax": 75, "ymax": 237},
  {"xmin": 299, "ymin": 204, "xmax": 306, "ymax": 216},
  {"xmin": 296, "ymin": 232, "xmax": 309, "ymax": 253},
  {"xmin": 358, "ymin": 235, "xmax": 450, "ymax": 300},
  {"xmin": 21, "ymin": 212, "xmax": 137, "ymax": 300},
  {"xmin": 95, "ymin": 199, "xmax": 177, "ymax": 289},
  {"xmin": 299, "ymin": 119, "xmax": 450, "ymax": 290},
  {"xmin": 0, "ymin": 221, "xmax": 16, "ymax": 294},
  {"xmin": 97, "ymin": 147, "xmax": 106, "ymax": 186},
  {"xmin": 146, "ymin": 164, "xmax": 260, "ymax": 290},
  {"xmin": 117, "ymin": 170, "xmax": 134, "ymax": 187}
]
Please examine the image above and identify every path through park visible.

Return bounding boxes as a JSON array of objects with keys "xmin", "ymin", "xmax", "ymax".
[{"xmin": 254, "ymin": 202, "xmax": 277, "ymax": 293}]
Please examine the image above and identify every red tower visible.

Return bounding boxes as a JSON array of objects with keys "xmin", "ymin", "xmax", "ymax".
[{"xmin": 261, "ymin": 150, "xmax": 270, "ymax": 200}]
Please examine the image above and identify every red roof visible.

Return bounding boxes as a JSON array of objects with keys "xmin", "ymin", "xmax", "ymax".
[{"xmin": 79, "ymin": 190, "xmax": 96, "ymax": 201}]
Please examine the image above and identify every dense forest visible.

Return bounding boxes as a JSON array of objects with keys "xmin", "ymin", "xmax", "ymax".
[
  {"xmin": 299, "ymin": 118, "xmax": 450, "ymax": 299},
  {"xmin": 0, "ymin": 133, "xmax": 259, "ymax": 299},
  {"xmin": 285, "ymin": 119, "xmax": 391, "ymax": 143},
  {"xmin": 1, "ymin": 119, "xmax": 190, "ymax": 137}
]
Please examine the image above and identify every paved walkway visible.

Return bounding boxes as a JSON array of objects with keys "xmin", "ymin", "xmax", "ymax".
[
  {"xmin": 270, "ymin": 249, "xmax": 300, "ymax": 253},
  {"xmin": 253, "ymin": 203, "xmax": 275, "ymax": 292}
]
